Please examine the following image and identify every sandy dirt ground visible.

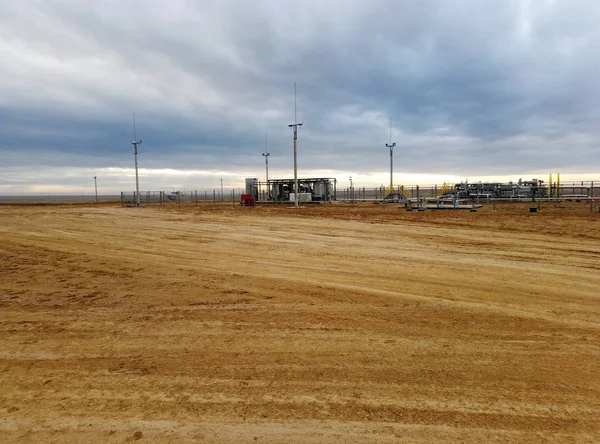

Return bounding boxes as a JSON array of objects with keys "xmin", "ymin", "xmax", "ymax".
[{"xmin": 1, "ymin": 202, "xmax": 599, "ymax": 443}]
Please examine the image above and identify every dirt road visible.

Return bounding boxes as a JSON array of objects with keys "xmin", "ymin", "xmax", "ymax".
[{"xmin": 1, "ymin": 204, "xmax": 599, "ymax": 442}]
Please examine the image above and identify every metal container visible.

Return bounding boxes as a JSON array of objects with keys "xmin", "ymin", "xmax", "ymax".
[
  {"xmin": 245, "ymin": 178, "xmax": 259, "ymax": 200},
  {"xmin": 289, "ymin": 193, "xmax": 312, "ymax": 203}
]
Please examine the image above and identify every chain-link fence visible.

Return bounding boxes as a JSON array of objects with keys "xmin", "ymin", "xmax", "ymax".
[
  {"xmin": 338, "ymin": 181, "xmax": 599, "ymax": 201},
  {"xmin": 121, "ymin": 181, "xmax": 600, "ymax": 213},
  {"xmin": 121, "ymin": 190, "xmax": 258, "ymax": 207}
]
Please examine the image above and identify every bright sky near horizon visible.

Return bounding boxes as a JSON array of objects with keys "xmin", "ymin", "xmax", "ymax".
[{"xmin": 1, "ymin": 0, "xmax": 599, "ymax": 193}]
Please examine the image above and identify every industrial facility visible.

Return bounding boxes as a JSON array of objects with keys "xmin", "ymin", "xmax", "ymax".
[
  {"xmin": 245, "ymin": 177, "xmax": 337, "ymax": 203},
  {"xmin": 437, "ymin": 175, "xmax": 594, "ymax": 201},
  {"xmin": 442, "ymin": 178, "xmax": 548, "ymax": 200}
]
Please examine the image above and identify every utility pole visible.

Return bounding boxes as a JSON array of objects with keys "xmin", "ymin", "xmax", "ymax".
[
  {"xmin": 132, "ymin": 113, "xmax": 142, "ymax": 206},
  {"xmin": 385, "ymin": 118, "xmax": 396, "ymax": 190},
  {"xmin": 349, "ymin": 176, "xmax": 354, "ymax": 209},
  {"xmin": 220, "ymin": 179, "xmax": 223, "ymax": 201},
  {"xmin": 288, "ymin": 83, "xmax": 302, "ymax": 208},
  {"xmin": 93, "ymin": 174, "xmax": 98, "ymax": 202}
]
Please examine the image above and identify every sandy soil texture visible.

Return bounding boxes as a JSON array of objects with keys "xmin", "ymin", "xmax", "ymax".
[{"xmin": 1, "ymin": 203, "xmax": 599, "ymax": 443}]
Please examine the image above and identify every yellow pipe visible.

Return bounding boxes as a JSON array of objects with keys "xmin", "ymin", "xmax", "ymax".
[
  {"xmin": 549, "ymin": 174, "xmax": 552, "ymax": 197},
  {"xmin": 557, "ymin": 173, "xmax": 560, "ymax": 198}
]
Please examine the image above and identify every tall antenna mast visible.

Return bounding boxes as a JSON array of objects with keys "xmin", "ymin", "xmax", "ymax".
[
  {"xmin": 132, "ymin": 112, "xmax": 143, "ymax": 206},
  {"xmin": 288, "ymin": 82, "xmax": 303, "ymax": 208}
]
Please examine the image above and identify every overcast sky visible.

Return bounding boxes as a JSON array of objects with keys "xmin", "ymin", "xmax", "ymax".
[{"xmin": 1, "ymin": 0, "xmax": 599, "ymax": 193}]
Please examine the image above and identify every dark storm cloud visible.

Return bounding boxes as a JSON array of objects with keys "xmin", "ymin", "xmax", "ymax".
[{"xmin": 1, "ymin": 0, "xmax": 599, "ymax": 192}]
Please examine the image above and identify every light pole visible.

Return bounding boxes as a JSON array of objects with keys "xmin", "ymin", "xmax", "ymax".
[
  {"xmin": 93, "ymin": 175, "xmax": 98, "ymax": 202},
  {"xmin": 220, "ymin": 178, "xmax": 223, "ymax": 201},
  {"xmin": 132, "ymin": 139, "xmax": 142, "ymax": 206},
  {"xmin": 132, "ymin": 113, "xmax": 142, "ymax": 206},
  {"xmin": 385, "ymin": 119, "xmax": 396, "ymax": 190},
  {"xmin": 349, "ymin": 176, "xmax": 354, "ymax": 209},
  {"xmin": 262, "ymin": 152, "xmax": 270, "ymax": 187},
  {"xmin": 262, "ymin": 132, "xmax": 270, "ymax": 184},
  {"xmin": 288, "ymin": 83, "xmax": 302, "ymax": 208}
]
